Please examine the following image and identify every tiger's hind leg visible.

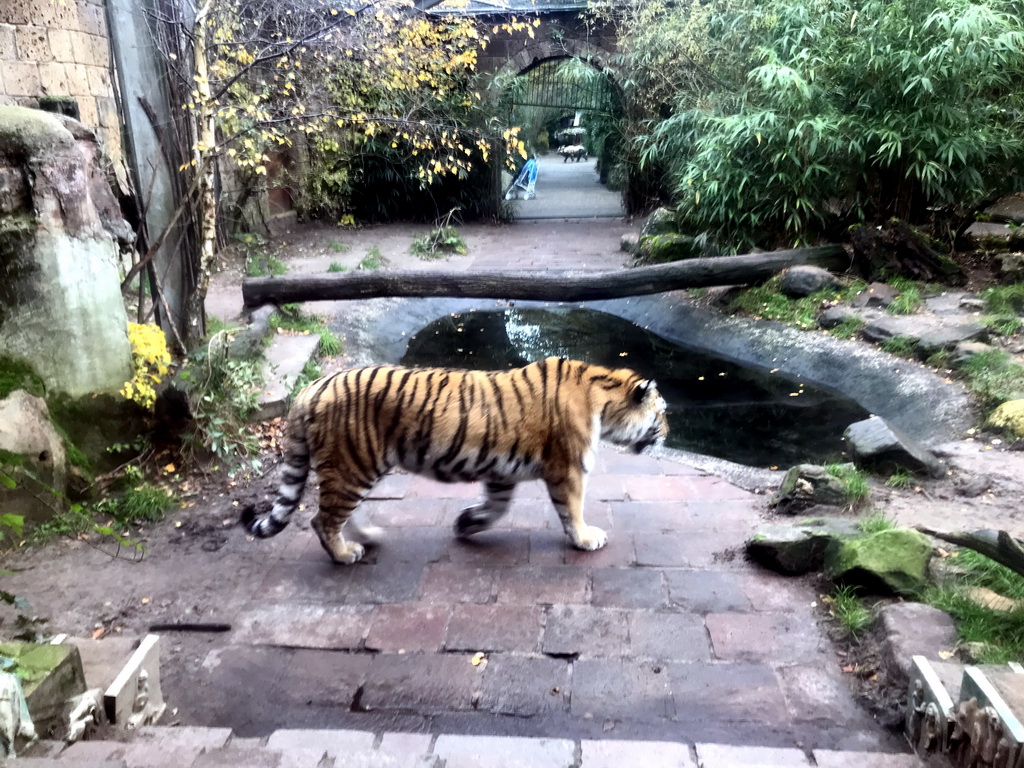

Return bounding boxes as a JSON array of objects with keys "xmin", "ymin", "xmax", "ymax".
[
  {"xmin": 454, "ymin": 481, "xmax": 515, "ymax": 538},
  {"xmin": 311, "ymin": 469, "xmax": 377, "ymax": 564}
]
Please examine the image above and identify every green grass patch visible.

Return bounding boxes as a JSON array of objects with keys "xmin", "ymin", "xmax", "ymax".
[
  {"xmin": 858, "ymin": 512, "xmax": 898, "ymax": 533},
  {"xmin": 828, "ymin": 316, "xmax": 865, "ymax": 340},
  {"xmin": 411, "ymin": 226, "xmax": 468, "ymax": 260},
  {"xmin": 982, "ymin": 315, "xmax": 1024, "ymax": 337},
  {"xmin": 920, "ymin": 548, "xmax": 1024, "ymax": 664},
  {"xmin": 982, "ymin": 283, "xmax": 1024, "ymax": 316},
  {"xmin": 269, "ymin": 306, "xmax": 343, "ymax": 359},
  {"xmin": 0, "ymin": 357, "xmax": 46, "ymax": 400},
  {"xmin": 925, "ymin": 350, "xmax": 952, "ymax": 369},
  {"xmin": 328, "ymin": 241, "xmax": 350, "ymax": 253},
  {"xmin": 730, "ymin": 278, "xmax": 867, "ymax": 331},
  {"xmin": 826, "ymin": 585, "xmax": 872, "ymax": 639},
  {"xmin": 885, "ymin": 468, "xmax": 914, "ymax": 489},
  {"xmin": 886, "ymin": 278, "xmax": 923, "ymax": 315},
  {"xmin": 826, "ymin": 462, "xmax": 870, "ymax": 504},
  {"xmin": 327, "ymin": 262, "xmax": 348, "ymax": 273},
  {"xmin": 292, "ymin": 360, "xmax": 323, "ymax": 396},
  {"xmin": 958, "ymin": 350, "xmax": 1024, "ymax": 407},
  {"xmin": 358, "ymin": 247, "xmax": 386, "ymax": 270},
  {"xmin": 879, "ymin": 335, "xmax": 918, "ymax": 358}
]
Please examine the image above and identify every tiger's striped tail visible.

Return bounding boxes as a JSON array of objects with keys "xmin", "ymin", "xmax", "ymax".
[{"xmin": 241, "ymin": 411, "xmax": 310, "ymax": 538}]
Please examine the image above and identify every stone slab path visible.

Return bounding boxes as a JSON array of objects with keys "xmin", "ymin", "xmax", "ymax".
[{"xmin": 166, "ymin": 451, "xmax": 896, "ymax": 750}]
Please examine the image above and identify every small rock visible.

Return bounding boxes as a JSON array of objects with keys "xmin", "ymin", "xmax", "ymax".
[
  {"xmin": 987, "ymin": 399, "xmax": 1024, "ymax": 439},
  {"xmin": 916, "ymin": 321, "xmax": 989, "ymax": 355},
  {"xmin": 997, "ymin": 252, "xmax": 1024, "ymax": 281},
  {"xmin": 951, "ymin": 341, "xmax": 994, "ymax": 366},
  {"xmin": 817, "ymin": 306, "xmax": 860, "ymax": 330},
  {"xmin": 746, "ymin": 517, "xmax": 862, "ymax": 575},
  {"xmin": 955, "ymin": 474, "xmax": 993, "ymax": 498},
  {"xmin": 984, "ymin": 192, "xmax": 1024, "ymax": 225},
  {"xmin": 769, "ymin": 464, "xmax": 849, "ymax": 511},
  {"xmin": 620, "ymin": 233, "xmax": 639, "ymax": 254},
  {"xmin": 635, "ymin": 233, "xmax": 702, "ymax": 263},
  {"xmin": 876, "ymin": 602, "xmax": 957, "ymax": 681},
  {"xmin": 778, "ymin": 266, "xmax": 841, "ymax": 298},
  {"xmin": 958, "ymin": 641, "xmax": 997, "ymax": 663},
  {"xmin": 825, "ymin": 529, "xmax": 933, "ymax": 596},
  {"xmin": 845, "ymin": 416, "xmax": 946, "ymax": 478},
  {"xmin": 958, "ymin": 296, "xmax": 986, "ymax": 311},
  {"xmin": 639, "ymin": 207, "xmax": 678, "ymax": 238},
  {"xmin": 964, "ymin": 221, "xmax": 1023, "ymax": 249},
  {"xmin": 852, "ymin": 282, "xmax": 900, "ymax": 309}
]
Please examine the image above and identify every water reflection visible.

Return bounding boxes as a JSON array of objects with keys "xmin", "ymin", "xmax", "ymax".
[{"xmin": 401, "ymin": 309, "xmax": 869, "ymax": 468}]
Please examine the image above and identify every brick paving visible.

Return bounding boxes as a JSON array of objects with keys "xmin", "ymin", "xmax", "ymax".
[{"xmin": 163, "ymin": 447, "xmax": 905, "ymax": 753}]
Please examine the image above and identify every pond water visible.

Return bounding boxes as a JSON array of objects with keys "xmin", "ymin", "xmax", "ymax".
[{"xmin": 401, "ymin": 308, "xmax": 871, "ymax": 468}]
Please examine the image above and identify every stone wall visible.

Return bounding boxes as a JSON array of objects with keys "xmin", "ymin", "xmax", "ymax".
[{"xmin": 0, "ymin": 0, "xmax": 124, "ymax": 178}]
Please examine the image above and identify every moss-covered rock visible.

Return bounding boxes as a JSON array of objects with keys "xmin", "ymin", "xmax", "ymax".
[
  {"xmin": 987, "ymin": 399, "xmax": 1024, "ymax": 439},
  {"xmin": 747, "ymin": 517, "xmax": 862, "ymax": 575},
  {"xmin": 635, "ymin": 233, "xmax": 702, "ymax": 264},
  {"xmin": 639, "ymin": 206, "xmax": 678, "ymax": 238},
  {"xmin": 825, "ymin": 529, "xmax": 932, "ymax": 596}
]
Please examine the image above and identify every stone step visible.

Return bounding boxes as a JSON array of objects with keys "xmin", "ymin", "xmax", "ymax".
[
  {"xmin": 255, "ymin": 331, "xmax": 321, "ymax": 421},
  {"xmin": 8, "ymin": 727, "xmax": 943, "ymax": 768}
]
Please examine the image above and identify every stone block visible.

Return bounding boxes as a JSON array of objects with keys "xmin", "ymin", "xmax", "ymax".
[
  {"xmin": 0, "ymin": 25, "xmax": 16, "ymax": 61},
  {"xmin": 420, "ymin": 563, "xmax": 497, "ymax": 604},
  {"xmin": 76, "ymin": 96, "xmax": 98, "ymax": 130},
  {"xmin": 571, "ymin": 659, "xmax": 674, "ymax": 719},
  {"xmin": 266, "ymin": 729, "xmax": 375, "ymax": 757},
  {"xmin": 360, "ymin": 654, "xmax": 483, "ymax": 713},
  {"xmin": 120, "ymin": 726, "xmax": 232, "ymax": 768},
  {"xmin": 581, "ymin": 740, "xmax": 695, "ymax": 767},
  {"xmin": 695, "ymin": 743, "xmax": 810, "ymax": 766},
  {"xmin": 15, "ymin": 25, "xmax": 53, "ymax": 62},
  {"xmin": 965, "ymin": 221, "xmax": 1017, "ymax": 248},
  {"xmin": 628, "ymin": 611, "xmax": 711, "ymax": 661},
  {"xmin": 3, "ymin": 62, "xmax": 41, "ymax": 97},
  {"xmin": 256, "ymin": 332, "xmax": 321, "ymax": 420},
  {"xmin": 542, "ymin": 605, "xmax": 629, "ymax": 658},
  {"xmin": 89, "ymin": 33, "xmax": 110, "ymax": 69},
  {"xmin": 664, "ymin": 571, "xmax": 752, "ymax": 613},
  {"xmin": 1, "ymin": 760, "xmax": 126, "ymax": 767},
  {"xmin": 103, "ymin": 634, "xmax": 164, "ymax": 728},
  {"xmin": 495, "ymin": 566, "xmax": 589, "ymax": 605},
  {"xmin": 47, "ymin": 29, "xmax": 73, "ymax": 63},
  {"xmin": 746, "ymin": 517, "xmax": 862, "ymax": 575},
  {"xmin": 876, "ymin": 602, "xmax": 957, "ymax": 682},
  {"xmin": 444, "ymin": 603, "xmax": 542, "ymax": 653},
  {"xmin": 984, "ymin": 191, "xmax": 1024, "ymax": 225},
  {"xmin": 65, "ymin": 63, "xmax": 91, "ymax": 98},
  {"xmin": 65, "ymin": 636, "xmax": 141, "ymax": 692},
  {"xmin": 364, "ymin": 604, "xmax": 451, "ymax": 653},
  {"xmin": 71, "ymin": 30, "xmax": 94, "ymax": 66},
  {"xmin": 434, "ymin": 735, "xmax": 575, "ymax": 768},
  {"xmin": 813, "ymin": 750, "xmax": 924, "ymax": 767},
  {"xmin": 189, "ymin": 747, "xmax": 285, "ymax": 768},
  {"xmin": 780, "ymin": 265, "xmax": 841, "ymax": 297},
  {"xmin": 591, "ymin": 568, "xmax": 666, "ymax": 609},
  {"xmin": 37, "ymin": 62, "xmax": 68, "ymax": 95},
  {"xmin": 81, "ymin": 4, "xmax": 108, "ymax": 37},
  {"xmin": 476, "ymin": 655, "xmax": 570, "ymax": 716},
  {"xmin": 705, "ymin": 612, "xmax": 825, "ymax": 664},
  {"xmin": 777, "ymin": 664, "xmax": 875, "ymax": 724},
  {"xmin": 769, "ymin": 464, "xmax": 849, "ymax": 511},
  {"xmin": 232, "ymin": 603, "xmax": 373, "ymax": 650},
  {"xmin": 0, "ymin": 641, "xmax": 87, "ymax": 738}
]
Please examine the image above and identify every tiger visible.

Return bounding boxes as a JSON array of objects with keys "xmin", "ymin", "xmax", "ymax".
[{"xmin": 241, "ymin": 356, "xmax": 668, "ymax": 564}]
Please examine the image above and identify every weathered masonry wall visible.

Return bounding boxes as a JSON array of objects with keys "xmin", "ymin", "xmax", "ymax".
[{"xmin": 0, "ymin": 0, "xmax": 124, "ymax": 177}]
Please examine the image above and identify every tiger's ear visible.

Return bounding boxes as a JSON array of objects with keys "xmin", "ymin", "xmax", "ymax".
[{"xmin": 631, "ymin": 380, "xmax": 652, "ymax": 404}]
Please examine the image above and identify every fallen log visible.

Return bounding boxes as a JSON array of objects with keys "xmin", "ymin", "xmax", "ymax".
[
  {"xmin": 242, "ymin": 245, "xmax": 850, "ymax": 308},
  {"xmin": 917, "ymin": 527, "xmax": 1024, "ymax": 579}
]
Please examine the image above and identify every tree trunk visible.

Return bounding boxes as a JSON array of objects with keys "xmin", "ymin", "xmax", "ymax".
[
  {"xmin": 917, "ymin": 528, "xmax": 1024, "ymax": 579},
  {"xmin": 243, "ymin": 245, "xmax": 849, "ymax": 308}
]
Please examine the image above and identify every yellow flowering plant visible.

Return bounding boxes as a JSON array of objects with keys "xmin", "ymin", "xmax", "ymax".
[{"xmin": 121, "ymin": 323, "xmax": 171, "ymax": 411}]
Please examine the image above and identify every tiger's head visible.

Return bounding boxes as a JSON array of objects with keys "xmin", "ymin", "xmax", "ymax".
[{"xmin": 597, "ymin": 370, "xmax": 669, "ymax": 454}]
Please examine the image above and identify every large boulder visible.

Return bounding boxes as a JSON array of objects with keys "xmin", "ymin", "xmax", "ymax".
[
  {"xmin": 987, "ymin": 399, "xmax": 1024, "ymax": 439},
  {"xmin": 769, "ymin": 464, "xmax": 848, "ymax": 512},
  {"xmin": 844, "ymin": 416, "xmax": 946, "ymax": 478},
  {"xmin": 997, "ymin": 252, "xmax": 1024, "ymax": 282},
  {"xmin": 825, "ymin": 529, "xmax": 933, "ymax": 596},
  {"xmin": 778, "ymin": 266, "xmax": 841, "ymax": 298},
  {"xmin": 746, "ymin": 517, "xmax": 862, "ymax": 575},
  {"xmin": 984, "ymin": 192, "xmax": 1024, "ymax": 225},
  {"xmin": 964, "ymin": 222, "xmax": 1024, "ymax": 250}
]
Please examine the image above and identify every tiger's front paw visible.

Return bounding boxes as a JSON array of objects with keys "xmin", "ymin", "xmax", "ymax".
[
  {"xmin": 334, "ymin": 541, "xmax": 365, "ymax": 565},
  {"xmin": 571, "ymin": 525, "xmax": 608, "ymax": 551}
]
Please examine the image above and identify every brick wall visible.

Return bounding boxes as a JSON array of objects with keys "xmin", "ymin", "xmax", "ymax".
[{"xmin": 0, "ymin": 0, "xmax": 124, "ymax": 171}]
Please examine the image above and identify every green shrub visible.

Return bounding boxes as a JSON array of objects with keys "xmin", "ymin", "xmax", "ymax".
[
  {"xmin": 826, "ymin": 585, "xmax": 872, "ymax": 639},
  {"xmin": 885, "ymin": 469, "xmax": 914, "ymax": 489},
  {"xmin": 826, "ymin": 462, "xmax": 870, "ymax": 504},
  {"xmin": 359, "ymin": 247, "xmax": 386, "ymax": 270},
  {"xmin": 411, "ymin": 226, "xmax": 468, "ymax": 259},
  {"xmin": 630, "ymin": 0, "xmax": 1024, "ymax": 247},
  {"xmin": 327, "ymin": 262, "xmax": 348, "ymax": 273}
]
